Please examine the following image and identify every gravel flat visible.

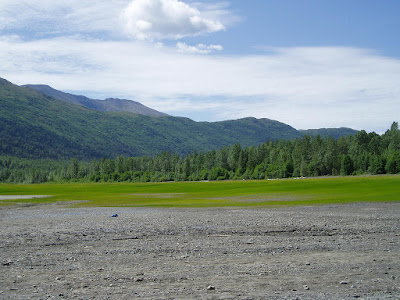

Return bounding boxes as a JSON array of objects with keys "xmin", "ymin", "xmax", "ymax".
[{"xmin": 1, "ymin": 202, "xmax": 399, "ymax": 299}]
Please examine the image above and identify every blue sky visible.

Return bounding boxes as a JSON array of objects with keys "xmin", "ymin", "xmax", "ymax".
[
  {"xmin": 0, "ymin": 0, "xmax": 399, "ymax": 133},
  {"xmin": 183, "ymin": 0, "xmax": 400, "ymax": 57}
]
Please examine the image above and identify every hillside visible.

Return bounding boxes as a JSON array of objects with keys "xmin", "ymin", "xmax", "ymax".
[
  {"xmin": 23, "ymin": 84, "xmax": 168, "ymax": 117},
  {"xmin": 22, "ymin": 83, "xmax": 360, "ymax": 140},
  {"xmin": 300, "ymin": 127, "xmax": 357, "ymax": 138},
  {"xmin": 0, "ymin": 78, "xmax": 303, "ymax": 159}
]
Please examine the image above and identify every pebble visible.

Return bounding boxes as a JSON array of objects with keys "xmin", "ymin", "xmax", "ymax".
[
  {"xmin": 135, "ymin": 277, "xmax": 144, "ymax": 282},
  {"xmin": 340, "ymin": 281, "xmax": 348, "ymax": 285}
]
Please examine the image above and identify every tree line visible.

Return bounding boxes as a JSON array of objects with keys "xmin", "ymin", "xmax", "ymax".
[{"xmin": 1, "ymin": 122, "xmax": 399, "ymax": 184}]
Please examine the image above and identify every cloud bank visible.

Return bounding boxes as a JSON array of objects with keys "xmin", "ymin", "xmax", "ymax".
[
  {"xmin": 0, "ymin": 0, "xmax": 126, "ymax": 38},
  {"xmin": 122, "ymin": 0, "xmax": 225, "ymax": 40},
  {"xmin": 0, "ymin": 0, "xmax": 228, "ymax": 41}
]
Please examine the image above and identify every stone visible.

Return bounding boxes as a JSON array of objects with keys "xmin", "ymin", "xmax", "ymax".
[{"xmin": 135, "ymin": 277, "xmax": 144, "ymax": 282}]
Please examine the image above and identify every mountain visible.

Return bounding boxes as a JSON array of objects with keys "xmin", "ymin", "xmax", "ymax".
[
  {"xmin": 0, "ymin": 78, "xmax": 303, "ymax": 159},
  {"xmin": 299, "ymin": 127, "xmax": 358, "ymax": 138},
  {"xmin": 22, "ymin": 84, "xmax": 359, "ymax": 139},
  {"xmin": 23, "ymin": 84, "xmax": 168, "ymax": 117}
]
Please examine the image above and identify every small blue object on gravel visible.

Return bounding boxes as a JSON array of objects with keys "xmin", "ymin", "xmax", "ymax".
[{"xmin": 110, "ymin": 214, "xmax": 118, "ymax": 218}]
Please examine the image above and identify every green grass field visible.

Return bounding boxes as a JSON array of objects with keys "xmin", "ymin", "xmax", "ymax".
[{"xmin": 0, "ymin": 175, "xmax": 399, "ymax": 208}]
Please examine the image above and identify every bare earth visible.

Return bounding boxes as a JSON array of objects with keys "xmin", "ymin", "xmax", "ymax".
[{"xmin": 1, "ymin": 202, "xmax": 399, "ymax": 299}]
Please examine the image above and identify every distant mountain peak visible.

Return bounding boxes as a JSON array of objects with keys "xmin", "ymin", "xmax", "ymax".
[{"xmin": 22, "ymin": 84, "xmax": 168, "ymax": 117}]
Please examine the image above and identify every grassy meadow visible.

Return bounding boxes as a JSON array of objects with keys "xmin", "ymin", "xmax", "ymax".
[{"xmin": 0, "ymin": 175, "xmax": 399, "ymax": 208}]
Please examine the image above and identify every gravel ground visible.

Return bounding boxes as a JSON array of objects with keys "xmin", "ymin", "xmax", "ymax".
[{"xmin": 1, "ymin": 202, "xmax": 399, "ymax": 299}]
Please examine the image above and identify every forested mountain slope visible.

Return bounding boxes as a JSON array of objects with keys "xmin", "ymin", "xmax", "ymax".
[
  {"xmin": 23, "ymin": 84, "xmax": 168, "ymax": 117},
  {"xmin": 1, "ymin": 78, "xmax": 303, "ymax": 159},
  {"xmin": 300, "ymin": 127, "xmax": 357, "ymax": 138},
  {"xmin": 22, "ymin": 84, "xmax": 358, "ymax": 139}
]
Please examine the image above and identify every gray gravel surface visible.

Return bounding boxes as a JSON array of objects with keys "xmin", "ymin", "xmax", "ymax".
[{"xmin": 1, "ymin": 202, "xmax": 399, "ymax": 299}]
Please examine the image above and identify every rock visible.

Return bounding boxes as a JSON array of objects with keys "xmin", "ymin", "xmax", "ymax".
[
  {"xmin": 207, "ymin": 285, "xmax": 215, "ymax": 290},
  {"xmin": 340, "ymin": 281, "xmax": 348, "ymax": 285},
  {"xmin": 135, "ymin": 277, "xmax": 144, "ymax": 282},
  {"xmin": 303, "ymin": 285, "xmax": 310, "ymax": 290}
]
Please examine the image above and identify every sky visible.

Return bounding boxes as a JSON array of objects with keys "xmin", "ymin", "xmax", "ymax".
[{"xmin": 0, "ymin": 0, "xmax": 399, "ymax": 133}]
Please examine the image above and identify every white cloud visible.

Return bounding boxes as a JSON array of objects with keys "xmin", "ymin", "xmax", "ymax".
[
  {"xmin": 0, "ymin": 0, "xmax": 127, "ymax": 37},
  {"xmin": 121, "ymin": 0, "xmax": 225, "ymax": 40},
  {"xmin": 189, "ymin": 1, "xmax": 241, "ymax": 27},
  {"xmin": 177, "ymin": 42, "xmax": 223, "ymax": 54},
  {"xmin": 0, "ymin": 36, "xmax": 399, "ymax": 133},
  {"xmin": 0, "ymin": 1, "xmax": 232, "ymax": 42}
]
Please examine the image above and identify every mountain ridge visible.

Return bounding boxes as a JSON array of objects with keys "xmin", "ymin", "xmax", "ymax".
[
  {"xmin": 299, "ymin": 127, "xmax": 357, "ymax": 139},
  {"xmin": 0, "ymin": 77, "xmax": 358, "ymax": 160},
  {"xmin": 22, "ymin": 84, "xmax": 168, "ymax": 117},
  {"xmin": 22, "ymin": 82, "xmax": 358, "ymax": 137},
  {"xmin": 1, "ymin": 78, "xmax": 301, "ymax": 159}
]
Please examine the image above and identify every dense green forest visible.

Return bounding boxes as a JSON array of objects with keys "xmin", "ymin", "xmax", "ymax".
[{"xmin": 1, "ymin": 122, "xmax": 398, "ymax": 184}]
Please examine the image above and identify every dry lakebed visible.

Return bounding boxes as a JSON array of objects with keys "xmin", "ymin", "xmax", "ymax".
[{"xmin": 1, "ymin": 201, "xmax": 399, "ymax": 299}]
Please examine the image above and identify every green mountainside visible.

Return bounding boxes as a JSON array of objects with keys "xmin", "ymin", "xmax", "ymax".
[
  {"xmin": 23, "ymin": 84, "xmax": 168, "ymax": 117},
  {"xmin": 299, "ymin": 127, "xmax": 357, "ymax": 138},
  {"xmin": 1, "ymin": 78, "xmax": 305, "ymax": 159},
  {"xmin": 23, "ymin": 84, "xmax": 358, "ymax": 139}
]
